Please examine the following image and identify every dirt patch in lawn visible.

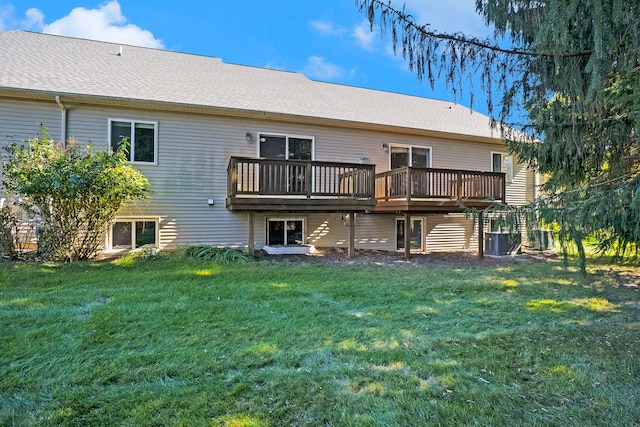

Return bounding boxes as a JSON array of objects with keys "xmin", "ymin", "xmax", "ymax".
[{"xmin": 255, "ymin": 247, "xmax": 557, "ymax": 268}]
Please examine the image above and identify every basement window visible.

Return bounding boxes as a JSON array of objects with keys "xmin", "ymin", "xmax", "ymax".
[
  {"xmin": 396, "ymin": 218, "xmax": 424, "ymax": 252},
  {"xmin": 267, "ymin": 219, "xmax": 304, "ymax": 246},
  {"xmin": 111, "ymin": 220, "xmax": 157, "ymax": 249}
]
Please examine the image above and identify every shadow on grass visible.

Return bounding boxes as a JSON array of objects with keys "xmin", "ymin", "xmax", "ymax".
[{"xmin": 3, "ymin": 254, "xmax": 640, "ymax": 425}]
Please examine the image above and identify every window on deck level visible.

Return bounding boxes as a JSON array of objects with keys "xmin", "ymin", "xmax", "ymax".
[
  {"xmin": 390, "ymin": 145, "xmax": 431, "ymax": 169},
  {"xmin": 491, "ymin": 152, "xmax": 513, "ymax": 183},
  {"xmin": 259, "ymin": 134, "xmax": 313, "ymax": 160}
]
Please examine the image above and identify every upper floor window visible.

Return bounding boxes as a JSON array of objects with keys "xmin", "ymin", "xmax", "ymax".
[
  {"xmin": 491, "ymin": 152, "xmax": 513, "ymax": 183},
  {"xmin": 258, "ymin": 133, "xmax": 314, "ymax": 160},
  {"xmin": 109, "ymin": 119, "xmax": 158, "ymax": 164},
  {"xmin": 390, "ymin": 145, "xmax": 431, "ymax": 169}
]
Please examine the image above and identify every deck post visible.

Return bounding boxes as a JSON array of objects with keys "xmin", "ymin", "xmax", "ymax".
[
  {"xmin": 348, "ymin": 211, "xmax": 356, "ymax": 258},
  {"xmin": 248, "ymin": 212, "xmax": 255, "ymax": 256},
  {"xmin": 478, "ymin": 211, "xmax": 484, "ymax": 258},
  {"xmin": 305, "ymin": 161, "xmax": 313, "ymax": 198},
  {"xmin": 404, "ymin": 212, "xmax": 411, "ymax": 260},
  {"xmin": 501, "ymin": 173, "xmax": 507, "ymax": 202}
]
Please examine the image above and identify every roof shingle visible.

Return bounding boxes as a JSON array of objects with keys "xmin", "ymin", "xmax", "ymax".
[{"xmin": 0, "ymin": 30, "xmax": 499, "ymax": 139}]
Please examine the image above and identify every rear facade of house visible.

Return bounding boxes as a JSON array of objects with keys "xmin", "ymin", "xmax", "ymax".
[{"xmin": 0, "ymin": 31, "xmax": 535, "ymax": 256}]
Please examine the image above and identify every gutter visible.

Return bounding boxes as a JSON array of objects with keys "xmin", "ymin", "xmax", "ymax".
[
  {"xmin": 54, "ymin": 95, "xmax": 67, "ymax": 143},
  {"xmin": 5, "ymin": 89, "xmax": 506, "ymax": 145}
]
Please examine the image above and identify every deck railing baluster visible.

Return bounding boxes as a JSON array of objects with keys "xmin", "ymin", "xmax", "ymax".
[
  {"xmin": 372, "ymin": 167, "xmax": 504, "ymax": 202},
  {"xmin": 228, "ymin": 158, "xmax": 503, "ymax": 207}
]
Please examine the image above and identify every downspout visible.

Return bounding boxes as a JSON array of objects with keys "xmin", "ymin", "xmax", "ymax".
[{"xmin": 54, "ymin": 95, "xmax": 67, "ymax": 143}]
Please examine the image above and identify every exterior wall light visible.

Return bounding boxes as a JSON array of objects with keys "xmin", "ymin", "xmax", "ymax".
[
  {"xmin": 245, "ymin": 132, "xmax": 253, "ymax": 142},
  {"xmin": 382, "ymin": 143, "xmax": 389, "ymax": 152}
]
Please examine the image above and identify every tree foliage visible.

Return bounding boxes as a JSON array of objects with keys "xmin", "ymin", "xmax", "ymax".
[
  {"xmin": 356, "ymin": 0, "xmax": 640, "ymax": 270},
  {"xmin": 2, "ymin": 129, "xmax": 151, "ymax": 261}
]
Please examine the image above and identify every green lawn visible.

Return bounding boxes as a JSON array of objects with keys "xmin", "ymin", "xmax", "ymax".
[{"xmin": 1, "ymin": 254, "xmax": 639, "ymax": 426}]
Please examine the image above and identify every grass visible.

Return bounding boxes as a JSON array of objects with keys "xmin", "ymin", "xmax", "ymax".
[{"xmin": 1, "ymin": 254, "xmax": 639, "ymax": 426}]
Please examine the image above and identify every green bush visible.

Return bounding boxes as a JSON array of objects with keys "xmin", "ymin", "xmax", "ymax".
[
  {"xmin": 2, "ymin": 129, "xmax": 150, "ymax": 261},
  {"xmin": 177, "ymin": 245, "xmax": 256, "ymax": 264}
]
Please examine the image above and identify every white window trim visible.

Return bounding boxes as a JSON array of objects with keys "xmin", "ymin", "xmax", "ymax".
[
  {"xmin": 389, "ymin": 144, "xmax": 432, "ymax": 169},
  {"xmin": 108, "ymin": 118, "xmax": 159, "ymax": 165},
  {"xmin": 395, "ymin": 217, "xmax": 425, "ymax": 252},
  {"xmin": 107, "ymin": 217, "xmax": 160, "ymax": 251},
  {"xmin": 256, "ymin": 133, "xmax": 315, "ymax": 160},
  {"xmin": 491, "ymin": 151, "xmax": 513, "ymax": 183},
  {"xmin": 491, "ymin": 151, "xmax": 503, "ymax": 173},
  {"xmin": 266, "ymin": 217, "xmax": 306, "ymax": 246}
]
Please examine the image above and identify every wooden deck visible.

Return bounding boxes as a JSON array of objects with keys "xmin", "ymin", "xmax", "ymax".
[
  {"xmin": 226, "ymin": 157, "xmax": 376, "ymax": 212},
  {"xmin": 374, "ymin": 167, "xmax": 505, "ymax": 213},
  {"xmin": 226, "ymin": 159, "xmax": 506, "ymax": 259},
  {"xmin": 226, "ymin": 158, "xmax": 505, "ymax": 214}
]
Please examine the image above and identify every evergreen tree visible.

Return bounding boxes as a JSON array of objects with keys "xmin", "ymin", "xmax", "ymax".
[{"xmin": 356, "ymin": 0, "xmax": 640, "ymax": 271}]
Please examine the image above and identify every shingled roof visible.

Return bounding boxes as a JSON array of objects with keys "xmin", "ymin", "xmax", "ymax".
[{"xmin": 0, "ymin": 30, "xmax": 500, "ymax": 140}]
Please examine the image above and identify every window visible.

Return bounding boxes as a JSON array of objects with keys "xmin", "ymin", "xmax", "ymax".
[
  {"xmin": 491, "ymin": 152, "xmax": 503, "ymax": 173},
  {"xmin": 109, "ymin": 119, "xmax": 158, "ymax": 164},
  {"xmin": 111, "ymin": 219, "xmax": 157, "ymax": 249},
  {"xmin": 491, "ymin": 152, "xmax": 513, "ymax": 183},
  {"xmin": 396, "ymin": 218, "xmax": 424, "ymax": 251},
  {"xmin": 258, "ymin": 134, "xmax": 314, "ymax": 194},
  {"xmin": 390, "ymin": 145, "xmax": 431, "ymax": 169},
  {"xmin": 259, "ymin": 133, "xmax": 313, "ymax": 160},
  {"xmin": 267, "ymin": 219, "xmax": 304, "ymax": 246}
]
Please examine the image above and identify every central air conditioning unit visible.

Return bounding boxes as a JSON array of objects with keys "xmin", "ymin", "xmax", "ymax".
[{"xmin": 485, "ymin": 232, "xmax": 521, "ymax": 256}]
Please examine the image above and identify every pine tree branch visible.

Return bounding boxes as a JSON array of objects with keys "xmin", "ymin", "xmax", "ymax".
[{"xmin": 358, "ymin": 0, "xmax": 594, "ymax": 58}]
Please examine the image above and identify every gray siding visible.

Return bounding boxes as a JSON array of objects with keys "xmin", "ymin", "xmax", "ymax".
[
  {"xmin": 62, "ymin": 104, "xmax": 256, "ymax": 249},
  {"xmin": 507, "ymin": 161, "xmax": 535, "ymax": 206},
  {"xmin": 0, "ymin": 99, "xmax": 62, "ymax": 143},
  {"xmin": 0, "ymin": 98, "xmax": 535, "ymax": 253},
  {"xmin": 0, "ymin": 99, "xmax": 63, "ymax": 199}
]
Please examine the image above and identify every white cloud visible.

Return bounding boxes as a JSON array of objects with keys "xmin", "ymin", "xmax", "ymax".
[
  {"xmin": 0, "ymin": 3, "xmax": 15, "ymax": 31},
  {"xmin": 24, "ymin": 7, "xmax": 44, "ymax": 30},
  {"xmin": 310, "ymin": 20, "xmax": 347, "ymax": 37},
  {"xmin": 399, "ymin": 0, "xmax": 490, "ymax": 37},
  {"xmin": 301, "ymin": 56, "xmax": 345, "ymax": 80},
  {"xmin": 264, "ymin": 61, "xmax": 287, "ymax": 71},
  {"xmin": 351, "ymin": 21, "xmax": 376, "ymax": 52},
  {"xmin": 310, "ymin": 18, "xmax": 379, "ymax": 53},
  {"xmin": 3, "ymin": 1, "xmax": 163, "ymax": 48},
  {"xmin": 43, "ymin": 1, "xmax": 163, "ymax": 48}
]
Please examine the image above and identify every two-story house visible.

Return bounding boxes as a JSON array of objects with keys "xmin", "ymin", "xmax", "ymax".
[{"xmin": 0, "ymin": 31, "xmax": 535, "ymax": 258}]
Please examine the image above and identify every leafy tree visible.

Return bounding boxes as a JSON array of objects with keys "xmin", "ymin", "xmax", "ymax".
[
  {"xmin": 2, "ymin": 129, "xmax": 151, "ymax": 261},
  {"xmin": 356, "ymin": 0, "xmax": 640, "ymax": 271}
]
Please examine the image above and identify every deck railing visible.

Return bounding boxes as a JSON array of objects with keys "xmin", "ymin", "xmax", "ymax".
[
  {"xmin": 375, "ymin": 167, "xmax": 505, "ymax": 202},
  {"xmin": 228, "ymin": 157, "xmax": 376, "ymax": 199}
]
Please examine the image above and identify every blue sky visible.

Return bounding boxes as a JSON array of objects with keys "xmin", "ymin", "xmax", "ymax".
[{"xmin": 0, "ymin": 1, "xmax": 493, "ymax": 114}]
